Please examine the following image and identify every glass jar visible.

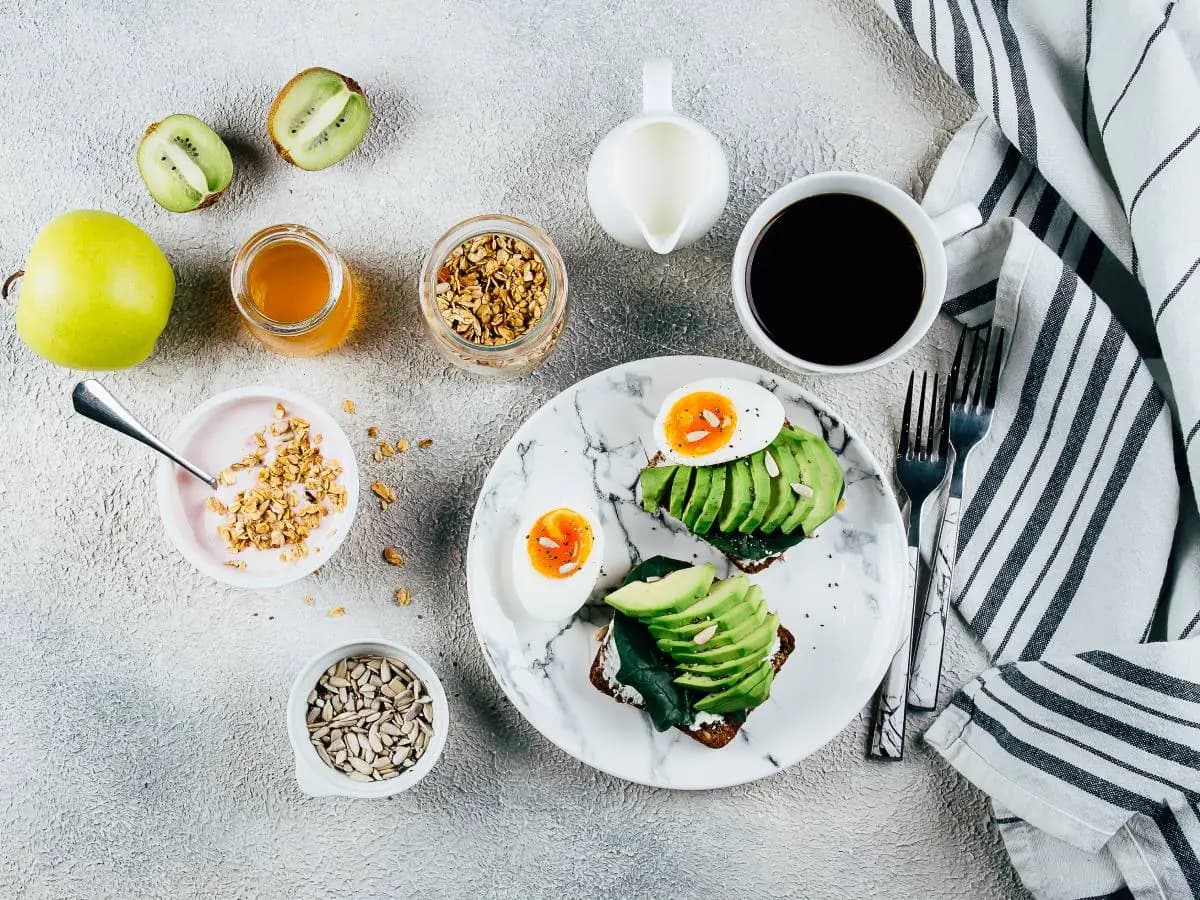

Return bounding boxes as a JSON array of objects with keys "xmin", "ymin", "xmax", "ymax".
[
  {"xmin": 231, "ymin": 224, "xmax": 356, "ymax": 357},
  {"xmin": 419, "ymin": 214, "xmax": 568, "ymax": 378}
]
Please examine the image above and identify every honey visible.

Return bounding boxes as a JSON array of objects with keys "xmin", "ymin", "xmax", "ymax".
[{"xmin": 231, "ymin": 225, "xmax": 356, "ymax": 357}]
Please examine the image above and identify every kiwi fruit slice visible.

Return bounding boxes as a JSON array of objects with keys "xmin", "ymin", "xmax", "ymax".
[
  {"xmin": 136, "ymin": 114, "xmax": 234, "ymax": 212},
  {"xmin": 268, "ymin": 68, "xmax": 371, "ymax": 171}
]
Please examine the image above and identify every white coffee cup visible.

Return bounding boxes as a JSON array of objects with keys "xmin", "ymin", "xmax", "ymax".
[{"xmin": 731, "ymin": 172, "xmax": 981, "ymax": 376}]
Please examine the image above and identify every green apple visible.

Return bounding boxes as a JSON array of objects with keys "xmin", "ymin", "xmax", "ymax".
[{"xmin": 9, "ymin": 210, "xmax": 175, "ymax": 369}]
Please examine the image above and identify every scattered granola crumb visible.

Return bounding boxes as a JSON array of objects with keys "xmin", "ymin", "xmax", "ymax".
[
  {"xmin": 366, "ymin": 425, "xmax": 378, "ymax": 438},
  {"xmin": 395, "ymin": 438, "xmax": 409, "ymax": 453},
  {"xmin": 380, "ymin": 441, "xmax": 395, "ymax": 457},
  {"xmin": 417, "ymin": 438, "xmax": 433, "ymax": 449},
  {"xmin": 206, "ymin": 496, "xmax": 227, "ymax": 514},
  {"xmin": 342, "ymin": 399, "xmax": 356, "ymax": 415},
  {"xmin": 303, "ymin": 595, "xmax": 314, "ymax": 606},
  {"xmin": 371, "ymin": 481, "xmax": 397, "ymax": 504},
  {"xmin": 373, "ymin": 449, "xmax": 383, "ymax": 463},
  {"xmin": 383, "ymin": 546, "xmax": 405, "ymax": 566},
  {"xmin": 328, "ymin": 606, "xmax": 345, "ymax": 617},
  {"xmin": 273, "ymin": 402, "xmax": 286, "ymax": 420},
  {"xmin": 394, "ymin": 588, "xmax": 411, "ymax": 607},
  {"xmin": 218, "ymin": 469, "xmax": 237, "ymax": 486},
  {"xmin": 225, "ymin": 560, "xmax": 246, "ymax": 570}
]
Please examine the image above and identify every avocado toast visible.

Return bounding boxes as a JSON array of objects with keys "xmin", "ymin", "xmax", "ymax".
[
  {"xmin": 589, "ymin": 557, "xmax": 794, "ymax": 748},
  {"xmin": 638, "ymin": 424, "xmax": 846, "ymax": 572}
]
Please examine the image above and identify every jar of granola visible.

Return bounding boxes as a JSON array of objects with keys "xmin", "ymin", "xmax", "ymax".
[{"xmin": 418, "ymin": 214, "xmax": 568, "ymax": 378}]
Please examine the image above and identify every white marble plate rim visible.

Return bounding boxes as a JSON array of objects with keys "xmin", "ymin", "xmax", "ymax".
[{"xmin": 467, "ymin": 354, "xmax": 905, "ymax": 789}]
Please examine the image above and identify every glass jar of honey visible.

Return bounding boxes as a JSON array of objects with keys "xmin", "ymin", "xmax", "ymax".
[{"xmin": 231, "ymin": 224, "xmax": 356, "ymax": 356}]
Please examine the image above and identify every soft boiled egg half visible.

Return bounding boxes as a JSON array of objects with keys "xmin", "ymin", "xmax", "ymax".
[
  {"xmin": 511, "ymin": 497, "xmax": 605, "ymax": 621},
  {"xmin": 653, "ymin": 377, "xmax": 785, "ymax": 466}
]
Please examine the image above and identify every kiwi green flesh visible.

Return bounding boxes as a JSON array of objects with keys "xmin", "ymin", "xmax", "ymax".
[
  {"xmin": 136, "ymin": 114, "xmax": 233, "ymax": 213},
  {"xmin": 270, "ymin": 69, "xmax": 371, "ymax": 171}
]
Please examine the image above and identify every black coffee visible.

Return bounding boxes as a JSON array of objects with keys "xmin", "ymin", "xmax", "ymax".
[{"xmin": 747, "ymin": 193, "xmax": 924, "ymax": 366}]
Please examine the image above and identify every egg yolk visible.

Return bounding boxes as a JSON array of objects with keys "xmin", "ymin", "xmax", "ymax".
[
  {"xmin": 527, "ymin": 508, "xmax": 594, "ymax": 578},
  {"xmin": 662, "ymin": 391, "xmax": 738, "ymax": 458}
]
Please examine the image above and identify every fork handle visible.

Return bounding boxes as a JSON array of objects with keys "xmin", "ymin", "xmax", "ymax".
[
  {"xmin": 908, "ymin": 496, "xmax": 962, "ymax": 710},
  {"xmin": 868, "ymin": 544, "xmax": 919, "ymax": 760}
]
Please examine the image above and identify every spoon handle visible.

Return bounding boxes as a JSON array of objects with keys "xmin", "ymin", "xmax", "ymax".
[{"xmin": 72, "ymin": 379, "xmax": 218, "ymax": 490}]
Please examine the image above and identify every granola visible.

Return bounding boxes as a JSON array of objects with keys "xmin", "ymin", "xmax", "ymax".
[
  {"xmin": 213, "ymin": 404, "xmax": 348, "ymax": 562},
  {"xmin": 435, "ymin": 232, "xmax": 549, "ymax": 346}
]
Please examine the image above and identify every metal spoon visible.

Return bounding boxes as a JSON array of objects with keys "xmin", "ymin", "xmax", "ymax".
[{"xmin": 72, "ymin": 379, "xmax": 218, "ymax": 489}]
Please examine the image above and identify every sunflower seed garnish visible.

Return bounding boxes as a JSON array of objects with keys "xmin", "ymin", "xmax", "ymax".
[
  {"xmin": 764, "ymin": 451, "xmax": 780, "ymax": 479},
  {"xmin": 701, "ymin": 409, "xmax": 720, "ymax": 428},
  {"xmin": 304, "ymin": 653, "xmax": 437, "ymax": 782}
]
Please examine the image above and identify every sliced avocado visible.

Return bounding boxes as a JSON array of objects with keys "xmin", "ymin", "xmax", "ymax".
[
  {"xmin": 639, "ymin": 465, "xmax": 677, "ymax": 513},
  {"xmin": 737, "ymin": 450, "xmax": 772, "ymax": 534},
  {"xmin": 678, "ymin": 651, "xmax": 769, "ymax": 678},
  {"xmin": 604, "ymin": 563, "xmax": 716, "ymax": 618},
  {"xmin": 645, "ymin": 576, "xmax": 749, "ymax": 629},
  {"xmin": 654, "ymin": 602, "xmax": 767, "ymax": 656},
  {"xmin": 693, "ymin": 465, "xmax": 726, "ymax": 535},
  {"xmin": 717, "ymin": 458, "xmax": 753, "ymax": 534},
  {"xmin": 760, "ymin": 439, "xmax": 802, "ymax": 534},
  {"xmin": 675, "ymin": 664, "xmax": 758, "ymax": 692},
  {"xmin": 648, "ymin": 582, "xmax": 763, "ymax": 639},
  {"xmin": 667, "ymin": 465, "xmax": 693, "ymax": 520},
  {"xmin": 779, "ymin": 427, "xmax": 844, "ymax": 535},
  {"xmin": 668, "ymin": 613, "xmax": 779, "ymax": 664},
  {"xmin": 693, "ymin": 663, "xmax": 775, "ymax": 713},
  {"xmin": 778, "ymin": 440, "xmax": 818, "ymax": 535},
  {"xmin": 681, "ymin": 466, "xmax": 712, "ymax": 530}
]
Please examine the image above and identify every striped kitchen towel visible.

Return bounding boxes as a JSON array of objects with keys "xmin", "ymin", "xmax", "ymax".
[{"xmin": 877, "ymin": 2, "xmax": 1200, "ymax": 898}]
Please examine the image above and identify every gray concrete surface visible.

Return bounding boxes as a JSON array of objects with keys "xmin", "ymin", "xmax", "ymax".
[{"xmin": 0, "ymin": 1, "xmax": 1028, "ymax": 897}]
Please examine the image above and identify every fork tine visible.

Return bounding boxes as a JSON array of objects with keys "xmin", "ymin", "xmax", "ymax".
[
  {"xmin": 938, "ymin": 370, "xmax": 951, "ymax": 460},
  {"xmin": 949, "ymin": 328, "xmax": 967, "ymax": 404},
  {"xmin": 984, "ymin": 327, "xmax": 1005, "ymax": 410},
  {"xmin": 899, "ymin": 371, "xmax": 915, "ymax": 458},
  {"xmin": 916, "ymin": 372, "xmax": 928, "ymax": 459},
  {"xmin": 971, "ymin": 325, "xmax": 992, "ymax": 407},
  {"xmin": 958, "ymin": 328, "xmax": 978, "ymax": 404},
  {"xmin": 926, "ymin": 373, "xmax": 939, "ymax": 458}
]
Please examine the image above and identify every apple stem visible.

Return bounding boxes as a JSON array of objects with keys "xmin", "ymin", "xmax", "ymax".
[{"xmin": 1, "ymin": 270, "xmax": 22, "ymax": 300}]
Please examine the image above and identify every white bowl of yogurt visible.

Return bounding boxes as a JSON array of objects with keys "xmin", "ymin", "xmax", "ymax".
[{"xmin": 155, "ymin": 385, "xmax": 358, "ymax": 589}]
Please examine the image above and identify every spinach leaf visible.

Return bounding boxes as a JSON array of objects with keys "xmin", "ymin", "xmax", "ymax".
[
  {"xmin": 620, "ymin": 555, "xmax": 692, "ymax": 586},
  {"xmin": 606, "ymin": 555, "xmax": 696, "ymax": 732},
  {"xmin": 609, "ymin": 612, "xmax": 691, "ymax": 732},
  {"xmin": 701, "ymin": 527, "xmax": 807, "ymax": 562}
]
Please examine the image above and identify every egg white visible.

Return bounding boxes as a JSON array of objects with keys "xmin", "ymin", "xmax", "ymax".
[
  {"xmin": 653, "ymin": 377, "xmax": 785, "ymax": 466},
  {"xmin": 510, "ymin": 496, "xmax": 605, "ymax": 622}
]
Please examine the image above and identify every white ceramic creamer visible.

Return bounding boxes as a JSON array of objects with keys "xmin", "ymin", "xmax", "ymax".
[{"xmin": 587, "ymin": 59, "xmax": 729, "ymax": 254}]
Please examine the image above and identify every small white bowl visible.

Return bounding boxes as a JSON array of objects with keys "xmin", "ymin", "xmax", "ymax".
[
  {"xmin": 155, "ymin": 385, "xmax": 359, "ymax": 590},
  {"xmin": 287, "ymin": 638, "xmax": 449, "ymax": 798}
]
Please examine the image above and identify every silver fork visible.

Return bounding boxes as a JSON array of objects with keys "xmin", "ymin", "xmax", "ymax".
[
  {"xmin": 908, "ymin": 326, "xmax": 1005, "ymax": 711},
  {"xmin": 869, "ymin": 371, "xmax": 951, "ymax": 760}
]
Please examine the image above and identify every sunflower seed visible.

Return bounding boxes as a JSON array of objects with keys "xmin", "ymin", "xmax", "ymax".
[
  {"xmin": 685, "ymin": 430, "xmax": 709, "ymax": 443},
  {"xmin": 701, "ymin": 408, "xmax": 720, "ymax": 428},
  {"xmin": 379, "ymin": 660, "xmax": 391, "ymax": 682},
  {"xmin": 538, "ymin": 536, "xmax": 560, "ymax": 549},
  {"xmin": 392, "ymin": 747, "xmax": 412, "ymax": 766},
  {"xmin": 327, "ymin": 676, "xmax": 351, "ymax": 689},
  {"xmin": 350, "ymin": 664, "xmax": 366, "ymax": 681},
  {"xmin": 692, "ymin": 623, "xmax": 719, "ymax": 645},
  {"xmin": 764, "ymin": 451, "xmax": 780, "ymax": 478},
  {"xmin": 791, "ymin": 481, "xmax": 814, "ymax": 498},
  {"xmin": 348, "ymin": 757, "xmax": 372, "ymax": 775},
  {"xmin": 348, "ymin": 772, "xmax": 372, "ymax": 783},
  {"xmin": 558, "ymin": 561, "xmax": 578, "ymax": 575}
]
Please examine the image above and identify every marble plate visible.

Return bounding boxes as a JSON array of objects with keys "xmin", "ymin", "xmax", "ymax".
[{"xmin": 467, "ymin": 356, "xmax": 906, "ymax": 789}]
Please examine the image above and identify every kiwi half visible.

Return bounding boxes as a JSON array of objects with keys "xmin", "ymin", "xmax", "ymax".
[
  {"xmin": 136, "ymin": 114, "xmax": 233, "ymax": 212},
  {"xmin": 268, "ymin": 68, "xmax": 371, "ymax": 171}
]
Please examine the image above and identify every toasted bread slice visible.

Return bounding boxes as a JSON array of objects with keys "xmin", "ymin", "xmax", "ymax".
[{"xmin": 589, "ymin": 623, "xmax": 795, "ymax": 749}]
